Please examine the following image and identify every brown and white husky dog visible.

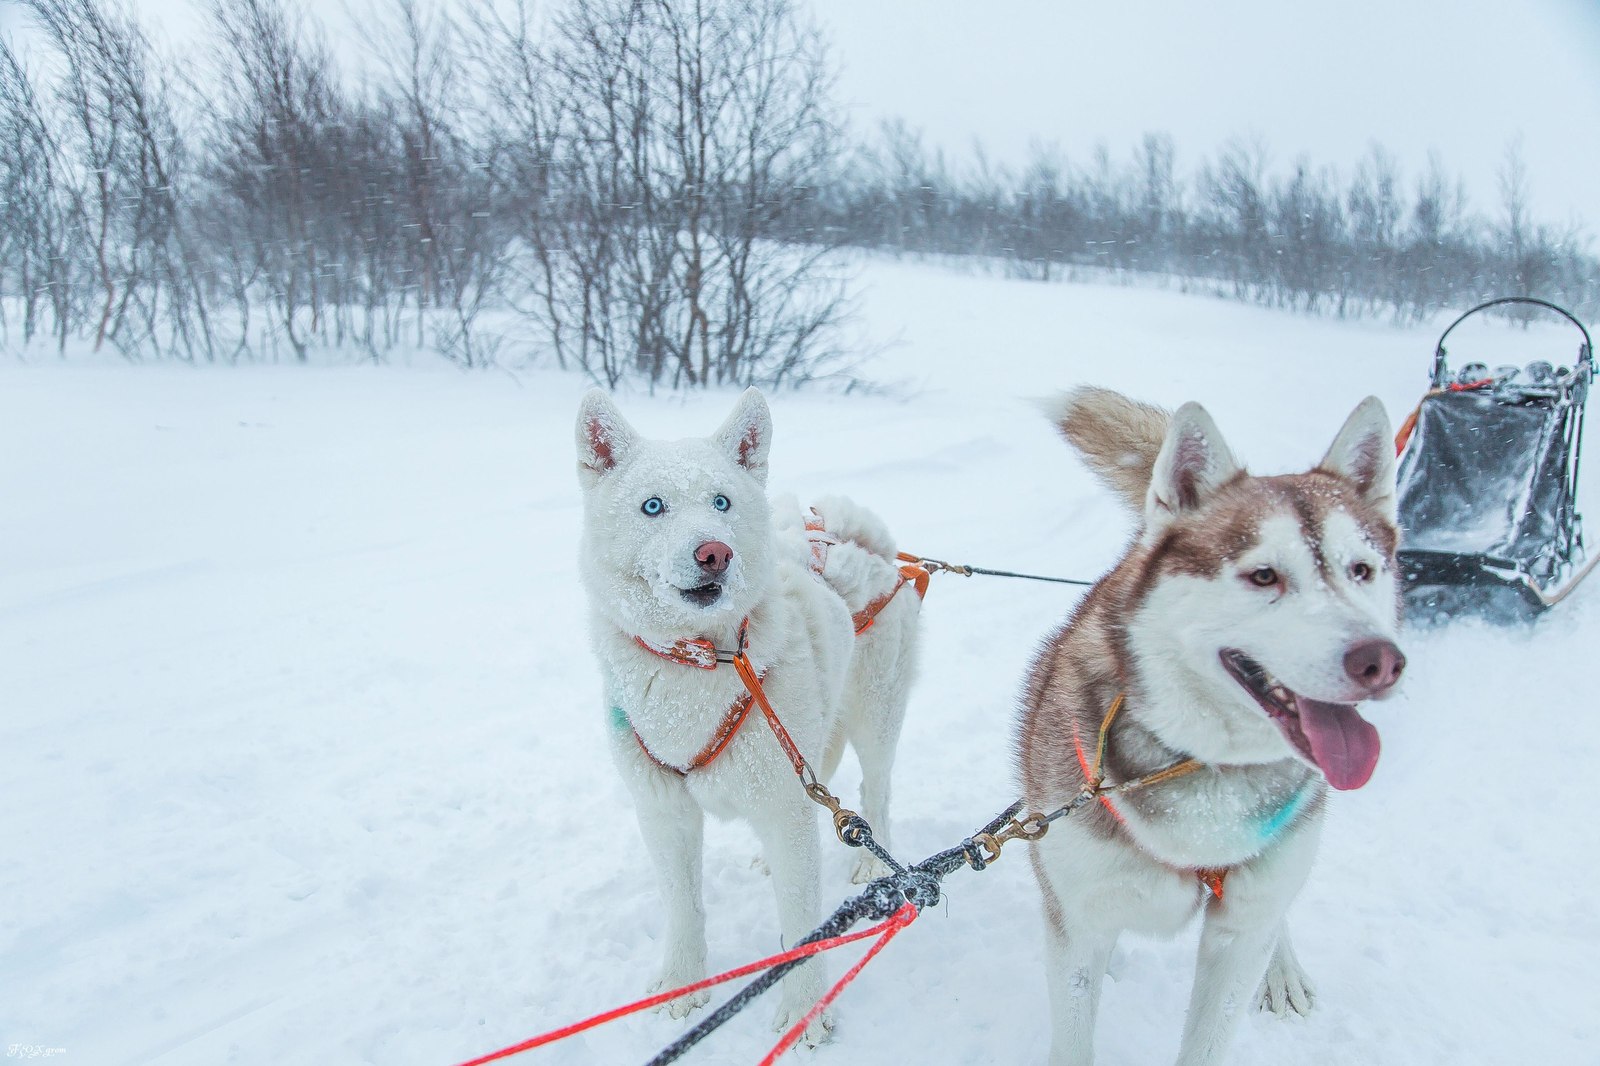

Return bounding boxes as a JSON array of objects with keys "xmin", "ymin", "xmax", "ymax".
[{"xmin": 1017, "ymin": 388, "xmax": 1406, "ymax": 1066}]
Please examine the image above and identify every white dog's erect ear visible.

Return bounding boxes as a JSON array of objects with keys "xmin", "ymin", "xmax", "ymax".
[
  {"xmin": 715, "ymin": 387, "xmax": 772, "ymax": 484},
  {"xmin": 1319, "ymin": 396, "xmax": 1397, "ymax": 523},
  {"xmin": 575, "ymin": 388, "xmax": 638, "ymax": 483},
  {"xmin": 1145, "ymin": 402, "xmax": 1241, "ymax": 531}
]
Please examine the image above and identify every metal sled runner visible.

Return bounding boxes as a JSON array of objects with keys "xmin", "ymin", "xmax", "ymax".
[{"xmin": 1396, "ymin": 296, "xmax": 1595, "ymax": 620}]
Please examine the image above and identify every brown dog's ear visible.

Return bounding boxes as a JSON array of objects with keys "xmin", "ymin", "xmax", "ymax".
[
  {"xmin": 1047, "ymin": 386, "xmax": 1171, "ymax": 513},
  {"xmin": 714, "ymin": 387, "xmax": 772, "ymax": 485},
  {"xmin": 575, "ymin": 389, "xmax": 638, "ymax": 485},
  {"xmin": 1145, "ymin": 402, "xmax": 1241, "ymax": 533},
  {"xmin": 1319, "ymin": 396, "xmax": 1396, "ymax": 523}
]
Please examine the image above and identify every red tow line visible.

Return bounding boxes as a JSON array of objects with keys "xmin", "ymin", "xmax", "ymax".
[{"xmin": 451, "ymin": 902, "xmax": 918, "ymax": 1066}]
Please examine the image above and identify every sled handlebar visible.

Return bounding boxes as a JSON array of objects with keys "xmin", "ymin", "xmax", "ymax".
[{"xmin": 1432, "ymin": 297, "xmax": 1594, "ymax": 388}]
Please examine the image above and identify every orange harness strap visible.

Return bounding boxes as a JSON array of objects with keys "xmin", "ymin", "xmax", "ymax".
[
  {"xmin": 804, "ymin": 508, "xmax": 837, "ymax": 574},
  {"xmin": 633, "ymin": 633, "xmax": 720, "ymax": 670},
  {"xmin": 630, "ymin": 618, "xmax": 759, "ymax": 776},
  {"xmin": 1197, "ymin": 869, "xmax": 1229, "ymax": 901},
  {"xmin": 628, "ymin": 509, "xmax": 931, "ymax": 777},
  {"xmin": 806, "ymin": 507, "xmax": 930, "ymax": 636},
  {"xmin": 731, "ymin": 652, "xmax": 811, "ymax": 780},
  {"xmin": 851, "ymin": 564, "xmax": 930, "ymax": 635},
  {"xmin": 633, "ymin": 684, "xmax": 760, "ymax": 777},
  {"xmin": 1070, "ymin": 694, "xmax": 1225, "ymax": 900},
  {"xmin": 623, "ymin": 630, "xmax": 811, "ymax": 781}
]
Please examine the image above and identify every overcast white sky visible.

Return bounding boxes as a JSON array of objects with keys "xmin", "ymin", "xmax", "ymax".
[
  {"xmin": 807, "ymin": 0, "xmax": 1600, "ymax": 226},
  {"xmin": 4, "ymin": 0, "xmax": 1596, "ymax": 226}
]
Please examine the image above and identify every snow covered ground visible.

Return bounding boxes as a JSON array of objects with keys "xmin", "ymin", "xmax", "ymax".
[{"xmin": 4, "ymin": 259, "xmax": 1597, "ymax": 1065}]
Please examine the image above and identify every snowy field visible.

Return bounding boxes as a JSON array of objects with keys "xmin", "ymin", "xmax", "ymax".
[{"xmin": 4, "ymin": 259, "xmax": 1598, "ymax": 1065}]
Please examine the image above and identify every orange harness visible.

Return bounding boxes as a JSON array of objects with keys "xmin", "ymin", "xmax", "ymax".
[
  {"xmin": 806, "ymin": 509, "xmax": 930, "ymax": 635},
  {"xmin": 627, "ymin": 512, "xmax": 930, "ymax": 777},
  {"xmin": 1070, "ymin": 694, "xmax": 1228, "ymax": 901}
]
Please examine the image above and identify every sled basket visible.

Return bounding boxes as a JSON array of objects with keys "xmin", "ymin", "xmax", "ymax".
[{"xmin": 1397, "ymin": 297, "xmax": 1595, "ymax": 621}]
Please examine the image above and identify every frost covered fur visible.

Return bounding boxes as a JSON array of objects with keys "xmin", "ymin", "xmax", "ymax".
[
  {"xmin": 574, "ymin": 387, "xmax": 921, "ymax": 1044},
  {"xmin": 1018, "ymin": 387, "xmax": 1406, "ymax": 1066}
]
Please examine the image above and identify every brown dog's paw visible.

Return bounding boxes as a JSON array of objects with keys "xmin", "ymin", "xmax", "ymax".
[
  {"xmin": 1256, "ymin": 951, "xmax": 1316, "ymax": 1017},
  {"xmin": 772, "ymin": 1001, "xmax": 834, "ymax": 1047}
]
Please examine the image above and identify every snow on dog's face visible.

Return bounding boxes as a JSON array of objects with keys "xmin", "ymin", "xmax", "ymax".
[
  {"xmin": 1126, "ymin": 399, "xmax": 1405, "ymax": 789},
  {"xmin": 575, "ymin": 388, "xmax": 775, "ymax": 641}
]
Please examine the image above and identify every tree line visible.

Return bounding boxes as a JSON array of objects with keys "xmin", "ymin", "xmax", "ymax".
[
  {"xmin": 2, "ymin": 0, "xmax": 1595, "ymax": 382},
  {"xmin": 827, "ymin": 124, "xmax": 1596, "ymax": 324}
]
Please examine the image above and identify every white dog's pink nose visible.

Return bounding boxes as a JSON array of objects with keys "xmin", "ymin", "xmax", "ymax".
[
  {"xmin": 1344, "ymin": 639, "xmax": 1405, "ymax": 696},
  {"xmin": 695, "ymin": 541, "xmax": 733, "ymax": 575}
]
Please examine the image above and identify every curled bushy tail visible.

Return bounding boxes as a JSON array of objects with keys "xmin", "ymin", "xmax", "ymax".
[
  {"xmin": 809, "ymin": 494, "xmax": 897, "ymax": 559},
  {"xmin": 1045, "ymin": 386, "xmax": 1171, "ymax": 512}
]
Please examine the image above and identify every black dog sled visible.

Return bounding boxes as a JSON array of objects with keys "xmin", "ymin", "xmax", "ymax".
[{"xmin": 1396, "ymin": 297, "xmax": 1595, "ymax": 621}]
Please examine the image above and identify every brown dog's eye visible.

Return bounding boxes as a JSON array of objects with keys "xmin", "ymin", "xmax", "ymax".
[
  {"xmin": 1350, "ymin": 562, "xmax": 1373, "ymax": 582},
  {"xmin": 1248, "ymin": 567, "xmax": 1278, "ymax": 588}
]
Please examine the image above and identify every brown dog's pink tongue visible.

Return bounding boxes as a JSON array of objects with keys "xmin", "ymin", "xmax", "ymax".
[{"xmin": 1295, "ymin": 698, "xmax": 1381, "ymax": 790}]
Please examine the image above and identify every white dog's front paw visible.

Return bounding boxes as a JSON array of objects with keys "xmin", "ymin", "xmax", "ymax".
[
  {"xmin": 772, "ymin": 999, "xmax": 834, "ymax": 1048},
  {"xmin": 1256, "ymin": 952, "xmax": 1316, "ymax": 1017},
  {"xmin": 848, "ymin": 853, "xmax": 890, "ymax": 885},
  {"xmin": 649, "ymin": 972, "xmax": 710, "ymax": 1019}
]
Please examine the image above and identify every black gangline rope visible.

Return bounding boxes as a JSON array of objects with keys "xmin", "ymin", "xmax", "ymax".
[
  {"xmin": 899, "ymin": 552, "xmax": 1095, "ymax": 588},
  {"xmin": 961, "ymin": 564, "xmax": 1094, "ymax": 587},
  {"xmin": 643, "ymin": 801, "xmax": 1024, "ymax": 1066}
]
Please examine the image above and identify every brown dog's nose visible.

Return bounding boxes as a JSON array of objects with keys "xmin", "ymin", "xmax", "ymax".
[
  {"xmin": 1344, "ymin": 639, "xmax": 1405, "ymax": 696},
  {"xmin": 695, "ymin": 541, "xmax": 733, "ymax": 575}
]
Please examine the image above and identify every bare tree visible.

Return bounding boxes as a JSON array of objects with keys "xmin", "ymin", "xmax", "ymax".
[
  {"xmin": 1346, "ymin": 144, "xmax": 1401, "ymax": 314},
  {"xmin": 1197, "ymin": 136, "xmax": 1272, "ymax": 300},
  {"xmin": 17, "ymin": 0, "xmax": 212, "ymax": 360},
  {"xmin": 486, "ymin": 0, "xmax": 848, "ymax": 389},
  {"xmin": 1268, "ymin": 158, "xmax": 1344, "ymax": 312},
  {"xmin": 1132, "ymin": 132, "xmax": 1181, "ymax": 271},
  {"xmin": 205, "ymin": 0, "xmax": 347, "ymax": 361},
  {"xmin": 370, "ymin": 0, "xmax": 510, "ymax": 366},
  {"xmin": 1495, "ymin": 136, "xmax": 1558, "ymax": 315},
  {"xmin": 0, "ymin": 36, "xmax": 75, "ymax": 352},
  {"xmin": 468, "ymin": 0, "xmax": 566, "ymax": 369}
]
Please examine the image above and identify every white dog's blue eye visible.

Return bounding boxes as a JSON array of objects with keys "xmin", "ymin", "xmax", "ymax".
[
  {"xmin": 641, "ymin": 497, "xmax": 665, "ymax": 516},
  {"xmin": 713, "ymin": 494, "xmax": 730, "ymax": 512}
]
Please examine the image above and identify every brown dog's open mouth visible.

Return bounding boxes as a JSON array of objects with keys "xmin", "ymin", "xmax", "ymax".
[{"xmin": 1219, "ymin": 649, "xmax": 1381, "ymax": 790}]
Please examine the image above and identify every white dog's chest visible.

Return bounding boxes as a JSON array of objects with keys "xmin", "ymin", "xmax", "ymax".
[{"xmin": 606, "ymin": 662, "xmax": 751, "ymax": 766}]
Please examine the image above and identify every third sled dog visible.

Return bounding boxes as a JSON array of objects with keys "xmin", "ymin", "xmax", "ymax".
[
  {"xmin": 575, "ymin": 387, "xmax": 921, "ymax": 1042},
  {"xmin": 1017, "ymin": 388, "xmax": 1406, "ymax": 1066}
]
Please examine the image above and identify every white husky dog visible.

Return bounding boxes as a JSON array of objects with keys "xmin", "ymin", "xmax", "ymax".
[
  {"xmin": 1017, "ymin": 388, "xmax": 1407, "ymax": 1066},
  {"xmin": 575, "ymin": 387, "xmax": 922, "ymax": 1041}
]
